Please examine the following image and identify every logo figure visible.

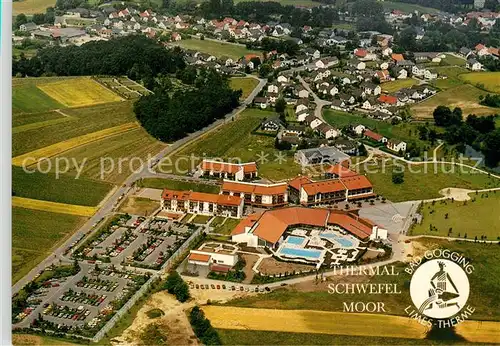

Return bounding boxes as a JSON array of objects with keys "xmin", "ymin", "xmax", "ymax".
[{"xmin": 410, "ymin": 259, "xmax": 470, "ymax": 319}]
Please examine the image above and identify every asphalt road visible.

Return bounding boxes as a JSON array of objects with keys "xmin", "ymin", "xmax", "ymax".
[{"xmin": 12, "ymin": 76, "xmax": 266, "ymax": 295}]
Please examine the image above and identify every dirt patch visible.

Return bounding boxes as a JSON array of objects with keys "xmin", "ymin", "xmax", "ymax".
[
  {"xmin": 118, "ymin": 196, "xmax": 159, "ymax": 216},
  {"xmin": 439, "ymin": 187, "xmax": 473, "ymax": 201},
  {"xmin": 111, "ymin": 292, "xmax": 198, "ymax": 346},
  {"xmin": 257, "ymin": 257, "xmax": 315, "ymax": 276},
  {"xmin": 240, "ymin": 253, "xmax": 259, "ymax": 284}
]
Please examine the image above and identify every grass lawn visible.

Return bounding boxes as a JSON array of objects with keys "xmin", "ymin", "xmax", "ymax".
[
  {"xmin": 13, "ymin": 0, "xmax": 56, "ymax": 14},
  {"xmin": 12, "ymin": 100, "xmax": 136, "ymax": 157},
  {"xmin": 411, "ymin": 84, "xmax": 496, "ymax": 119},
  {"xmin": 173, "ymin": 39, "xmax": 262, "ymax": 60},
  {"xmin": 381, "ymin": 78, "xmax": 418, "ymax": 93},
  {"xmin": 212, "ymin": 218, "xmax": 240, "ymax": 235},
  {"xmin": 440, "ymin": 54, "xmax": 466, "ymax": 67},
  {"xmin": 12, "ymin": 207, "xmax": 87, "ymax": 283},
  {"xmin": 12, "ymin": 166, "xmax": 113, "ymax": 206},
  {"xmin": 358, "ymin": 158, "xmax": 500, "ymax": 202},
  {"xmin": 411, "ymin": 192, "xmax": 500, "ymax": 240},
  {"xmin": 37, "ymin": 77, "xmax": 122, "ymax": 108},
  {"xmin": 230, "ymin": 77, "xmax": 259, "ymax": 99},
  {"xmin": 459, "ymin": 72, "xmax": 500, "ymax": 93},
  {"xmin": 182, "ymin": 213, "xmax": 195, "ymax": 223},
  {"xmin": 13, "ymin": 84, "xmax": 63, "ymax": 114},
  {"xmin": 429, "ymin": 66, "xmax": 469, "ymax": 90},
  {"xmin": 192, "ymin": 214, "xmax": 212, "ymax": 224},
  {"xmin": 166, "ymin": 108, "xmax": 302, "ymax": 181},
  {"xmin": 118, "ymin": 196, "xmax": 160, "ymax": 216},
  {"xmin": 137, "ymin": 178, "xmax": 220, "ymax": 193},
  {"xmin": 381, "ymin": 1, "xmax": 440, "ymax": 14},
  {"xmin": 12, "ymin": 334, "xmax": 79, "ymax": 345}
]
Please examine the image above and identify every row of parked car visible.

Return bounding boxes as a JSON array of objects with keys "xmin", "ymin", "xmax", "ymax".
[
  {"xmin": 76, "ymin": 280, "xmax": 118, "ymax": 292},
  {"xmin": 43, "ymin": 304, "xmax": 91, "ymax": 322},
  {"xmin": 189, "ymin": 282, "xmax": 270, "ymax": 292},
  {"xmin": 60, "ymin": 291, "xmax": 106, "ymax": 306}
]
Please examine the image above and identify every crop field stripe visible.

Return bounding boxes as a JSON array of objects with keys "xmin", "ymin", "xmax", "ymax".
[
  {"xmin": 12, "ymin": 197, "xmax": 97, "ymax": 217},
  {"xmin": 456, "ymin": 320, "xmax": 500, "ymax": 344},
  {"xmin": 12, "ymin": 122, "xmax": 139, "ymax": 166},
  {"xmin": 37, "ymin": 77, "xmax": 123, "ymax": 107},
  {"xmin": 202, "ymin": 306, "xmax": 428, "ymax": 339},
  {"xmin": 12, "ymin": 116, "xmax": 76, "ymax": 134}
]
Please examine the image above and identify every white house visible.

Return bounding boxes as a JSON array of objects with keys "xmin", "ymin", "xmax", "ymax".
[
  {"xmin": 466, "ymin": 58, "xmax": 482, "ymax": 71},
  {"xmin": 387, "ymin": 139, "xmax": 407, "ymax": 153},
  {"xmin": 277, "ymin": 75, "xmax": 289, "ymax": 84},
  {"xmin": 354, "ymin": 124, "xmax": 366, "ymax": 135},
  {"xmin": 267, "ymin": 84, "xmax": 279, "ymax": 93},
  {"xmin": 298, "ymin": 88, "xmax": 309, "ymax": 98},
  {"xmin": 188, "ymin": 249, "xmax": 238, "ymax": 267}
]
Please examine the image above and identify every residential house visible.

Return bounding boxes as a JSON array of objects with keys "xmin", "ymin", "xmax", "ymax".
[
  {"xmin": 364, "ymin": 129, "xmax": 387, "ymax": 143},
  {"xmin": 298, "ymin": 88, "xmax": 309, "ymax": 99},
  {"xmin": 360, "ymin": 82, "xmax": 381, "ymax": 96},
  {"xmin": 261, "ymin": 117, "xmax": 283, "ymax": 132},
  {"xmin": 466, "ymin": 58, "xmax": 482, "ymax": 71},
  {"xmin": 304, "ymin": 115, "xmax": 323, "ymax": 129},
  {"xmin": 198, "ymin": 160, "xmax": 258, "ymax": 181},
  {"xmin": 353, "ymin": 124, "xmax": 366, "ymax": 135},
  {"xmin": 294, "ymin": 146, "xmax": 350, "ymax": 166},
  {"xmin": 221, "ymin": 180, "xmax": 288, "ymax": 208},
  {"xmin": 267, "ymin": 84, "xmax": 279, "ymax": 93},
  {"xmin": 19, "ymin": 22, "xmax": 37, "ymax": 31},
  {"xmin": 315, "ymin": 123, "xmax": 339, "ymax": 139},
  {"xmin": 254, "ymin": 97, "xmax": 269, "ymax": 109},
  {"xmin": 387, "ymin": 139, "xmax": 407, "ymax": 153},
  {"xmin": 296, "ymin": 109, "xmax": 310, "ymax": 122}
]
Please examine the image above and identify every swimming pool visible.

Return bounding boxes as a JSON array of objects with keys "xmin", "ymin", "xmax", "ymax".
[
  {"xmin": 286, "ymin": 236, "xmax": 306, "ymax": 245},
  {"xmin": 320, "ymin": 233, "xmax": 354, "ymax": 248},
  {"xmin": 280, "ymin": 247, "xmax": 322, "ymax": 259}
]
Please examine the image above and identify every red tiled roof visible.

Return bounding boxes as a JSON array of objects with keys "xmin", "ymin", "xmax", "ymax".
[
  {"xmin": 391, "ymin": 53, "xmax": 404, "ymax": 62},
  {"xmin": 288, "ymin": 176, "xmax": 313, "ymax": 191},
  {"xmin": 355, "ymin": 49, "xmax": 367, "ymax": 58},
  {"xmin": 364, "ymin": 129, "xmax": 384, "ymax": 141},
  {"xmin": 378, "ymin": 94, "xmax": 398, "ymax": 104},
  {"xmin": 231, "ymin": 212, "xmax": 262, "ymax": 236},
  {"xmin": 162, "ymin": 189, "xmax": 241, "ymax": 206},
  {"xmin": 340, "ymin": 175, "xmax": 373, "ymax": 190},
  {"xmin": 162, "ymin": 189, "xmax": 191, "ymax": 201},
  {"xmin": 190, "ymin": 191, "xmax": 219, "ymax": 203},
  {"xmin": 222, "ymin": 181, "xmax": 287, "ymax": 195},
  {"xmin": 201, "ymin": 160, "xmax": 240, "ymax": 174},
  {"xmin": 188, "ymin": 252, "xmax": 211, "ymax": 262},
  {"xmin": 301, "ymin": 179, "xmax": 346, "ymax": 196},
  {"xmin": 217, "ymin": 194, "xmax": 243, "ymax": 206},
  {"xmin": 327, "ymin": 211, "xmax": 372, "ymax": 239}
]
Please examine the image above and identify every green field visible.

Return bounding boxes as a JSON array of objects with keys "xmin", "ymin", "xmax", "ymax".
[
  {"xmin": 234, "ymin": 0, "xmax": 320, "ymax": 6},
  {"xmin": 430, "ymin": 66, "xmax": 470, "ymax": 90},
  {"xmin": 411, "ymin": 84, "xmax": 496, "ymax": 119},
  {"xmin": 166, "ymin": 108, "xmax": 302, "ymax": 181},
  {"xmin": 381, "ymin": 78, "xmax": 418, "ymax": 93},
  {"xmin": 222, "ymin": 238, "xmax": 500, "ymax": 321},
  {"xmin": 358, "ymin": 159, "xmax": 500, "ymax": 202},
  {"xmin": 230, "ymin": 77, "xmax": 259, "ymax": 99},
  {"xmin": 212, "ymin": 218, "xmax": 240, "ymax": 235},
  {"xmin": 412, "ymin": 192, "xmax": 500, "ymax": 240},
  {"xmin": 381, "ymin": 1, "xmax": 440, "ymax": 14},
  {"xmin": 440, "ymin": 54, "xmax": 466, "ymax": 67},
  {"xmin": 47, "ymin": 127, "xmax": 165, "ymax": 184},
  {"xmin": 173, "ymin": 39, "xmax": 261, "ymax": 60},
  {"xmin": 13, "ymin": 110, "xmax": 65, "ymax": 128},
  {"xmin": 13, "ymin": 84, "xmax": 63, "ymax": 114},
  {"xmin": 137, "ymin": 178, "xmax": 220, "ymax": 193},
  {"xmin": 13, "ymin": 100, "xmax": 136, "ymax": 156},
  {"xmin": 12, "ymin": 166, "xmax": 113, "ymax": 206},
  {"xmin": 192, "ymin": 214, "xmax": 212, "ymax": 224},
  {"xmin": 459, "ymin": 72, "xmax": 500, "ymax": 93},
  {"xmin": 12, "ymin": 207, "xmax": 86, "ymax": 283}
]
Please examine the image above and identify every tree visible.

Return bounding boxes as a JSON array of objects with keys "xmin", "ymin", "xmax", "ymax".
[
  {"xmin": 165, "ymin": 271, "xmax": 190, "ymax": 302},
  {"xmin": 14, "ymin": 13, "xmax": 28, "ymax": 28},
  {"xmin": 358, "ymin": 144, "xmax": 368, "ymax": 156},
  {"xmin": 392, "ymin": 171, "xmax": 404, "ymax": 184},
  {"xmin": 259, "ymin": 63, "xmax": 272, "ymax": 78},
  {"xmin": 275, "ymin": 97, "xmax": 286, "ymax": 114}
]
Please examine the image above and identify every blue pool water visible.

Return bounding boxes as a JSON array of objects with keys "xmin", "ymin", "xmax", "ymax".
[
  {"xmin": 280, "ymin": 247, "xmax": 322, "ymax": 259},
  {"xmin": 320, "ymin": 233, "xmax": 354, "ymax": 248},
  {"xmin": 286, "ymin": 236, "xmax": 305, "ymax": 245}
]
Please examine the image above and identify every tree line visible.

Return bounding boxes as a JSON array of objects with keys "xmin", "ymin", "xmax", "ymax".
[
  {"xmin": 13, "ymin": 36, "xmax": 186, "ymax": 78},
  {"xmin": 134, "ymin": 68, "xmax": 241, "ymax": 142},
  {"xmin": 430, "ymin": 106, "xmax": 500, "ymax": 167}
]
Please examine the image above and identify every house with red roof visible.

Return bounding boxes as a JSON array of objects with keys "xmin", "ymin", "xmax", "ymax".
[
  {"xmin": 161, "ymin": 189, "xmax": 244, "ymax": 218},
  {"xmin": 391, "ymin": 53, "xmax": 404, "ymax": 62},
  {"xmin": 363, "ymin": 129, "xmax": 387, "ymax": 143},
  {"xmin": 197, "ymin": 160, "xmax": 257, "ymax": 181},
  {"xmin": 378, "ymin": 94, "xmax": 398, "ymax": 105}
]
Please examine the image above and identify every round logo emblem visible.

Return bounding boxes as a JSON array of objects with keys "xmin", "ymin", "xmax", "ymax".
[{"xmin": 409, "ymin": 259, "xmax": 470, "ymax": 319}]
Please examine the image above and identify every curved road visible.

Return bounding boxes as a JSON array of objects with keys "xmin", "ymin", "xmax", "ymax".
[{"xmin": 12, "ymin": 76, "xmax": 267, "ymax": 294}]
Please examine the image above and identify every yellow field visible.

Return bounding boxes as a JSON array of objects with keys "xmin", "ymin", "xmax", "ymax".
[
  {"xmin": 456, "ymin": 320, "xmax": 500, "ymax": 344},
  {"xmin": 12, "ymin": 197, "xmax": 97, "ymax": 217},
  {"xmin": 202, "ymin": 306, "xmax": 428, "ymax": 339},
  {"xmin": 37, "ymin": 78, "xmax": 122, "ymax": 107},
  {"xmin": 12, "ymin": 122, "xmax": 138, "ymax": 166},
  {"xmin": 13, "ymin": 0, "xmax": 56, "ymax": 15},
  {"xmin": 459, "ymin": 72, "xmax": 500, "ymax": 93}
]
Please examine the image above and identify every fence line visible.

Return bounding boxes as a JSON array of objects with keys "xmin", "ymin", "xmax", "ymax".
[{"xmin": 92, "ymin": 228, "xmax": 202, "ymax": 342}]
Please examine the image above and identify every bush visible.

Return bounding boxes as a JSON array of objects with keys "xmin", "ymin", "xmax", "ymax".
[
  {"xmin": 164, "ymin": 271, "xmax": 190, "ymax": 302},
  {"xmin": 189, "ymin": 306, "xmax": 221, "ymax": 345}
]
